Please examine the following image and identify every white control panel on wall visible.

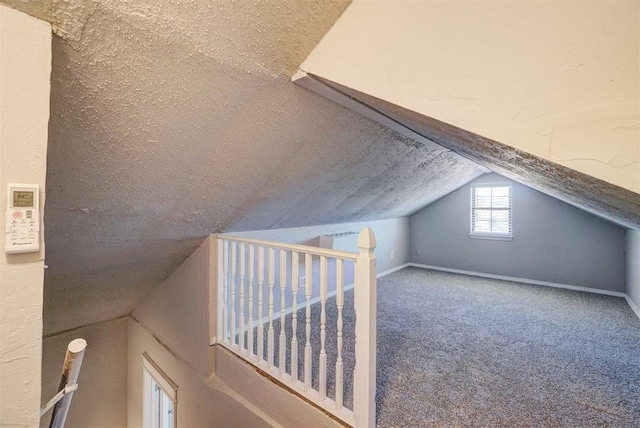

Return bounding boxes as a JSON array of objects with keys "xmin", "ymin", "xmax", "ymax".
[{"xmin": 5, "ymin": 183, "xmax": 40, "ymax": 254}]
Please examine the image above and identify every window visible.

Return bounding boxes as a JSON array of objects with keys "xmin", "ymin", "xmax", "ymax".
[
  {"xmin": 142, "ymin": 353, "xmax": 177, "ymax": 428},
  {"xmin": 470, "ymin": 184, "xmax": 512, "ymax": 239}
]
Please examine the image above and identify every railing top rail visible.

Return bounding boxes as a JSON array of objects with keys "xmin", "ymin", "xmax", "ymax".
[{"xmin": 217, "ymin": 234, "xmax": 358, "ymax": 261}]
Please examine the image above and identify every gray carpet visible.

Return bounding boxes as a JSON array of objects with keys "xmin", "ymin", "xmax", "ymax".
[{"xmin": 245, "ymin": 267, "xmax": 640, "ymax": 427}]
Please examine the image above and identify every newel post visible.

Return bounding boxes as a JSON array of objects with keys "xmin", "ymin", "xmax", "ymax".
[{"xmin": 354, "ymin": 227, "xmax": 377, "ymax": 427}]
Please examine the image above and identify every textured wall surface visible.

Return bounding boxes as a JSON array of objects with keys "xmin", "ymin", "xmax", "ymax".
[
  {"xmin": 312, "ymin": 78, "xmax": 640, "ymax": 231},
  {"xmin": 302, "ymin": 0, "xmax": 639, "ymax": 193},
  {"xmin": 0, "ymin": 6, "xmax": 50, "ymax": 427},
  {"xmin": 21, "ymin": 0, "xmax": 484, "ymax": 335},
  {"xmin": 132, "ymin": 237, "xmax": 211, "ymax": 375},
  {"xmin": 40, "ymin": 318, "xmax": 128, "ymax": 428},
  {"xmin": 626, "ymin": 230, "xmax": 640, "ymax": 312},
  {"xmin": 410, "ymin": 174, "xmax": 627, "ymax": 292}
]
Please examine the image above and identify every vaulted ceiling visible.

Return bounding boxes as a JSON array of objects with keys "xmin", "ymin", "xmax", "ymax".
[
  {"xmin": 2, "ymin": 0, "xmax": 637, "ymax": 335},
  {"xmin": 1, "ymin": 0, "xmax": 488, "ymax": 334}
]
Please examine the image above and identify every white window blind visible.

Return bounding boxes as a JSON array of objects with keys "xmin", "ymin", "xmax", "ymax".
[{"xmin": 471, "ymin": 185, "xmax": 512, "ymax": 237}]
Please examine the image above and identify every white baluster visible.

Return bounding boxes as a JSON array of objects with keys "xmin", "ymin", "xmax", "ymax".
[
  {"xmin": 257, "ymin": 246, "xmax": 265, "ymax": 363},
  {"xmin": 267, "ymin": 247, "xmax": 275, "ymax": 368},
  {"xmin": 231, "ymin": 241, "xmax": 237, "ymax": 348},
  {"xmin": 291, "ymin": 251, "xmax": 299, "ymax": 383},
  {"xmin": 319, "ymin": 256, "xmax": 328, "ymax": 400},
  {"xmin": 279, "ymin": 249, "xmax": 287, "ymax": 375},
  {"xmin": 239, "ymin": 243, "xmax": 246, "ymax": 353},
  {"xmin": 248, "ymin": 245, "xmax": 254, "ymax": 358},
  {"xmin": 335, "ymin": 258, "xmax": 344, "ymax": 410},
  {"xmin": 354, "ymin": 228, "xmax": 377, "ymax": 428},
  {"xmin": 222, "ymin": 240, "xmax": 229, "ymax": 344},
  {"xmin": 304, "ymin": 253, "xmax": 312, "ymax": 392}
]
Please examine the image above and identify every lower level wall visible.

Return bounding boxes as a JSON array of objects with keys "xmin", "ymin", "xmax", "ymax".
[
  {"xmin": 127, "ymin": 318, "xmax": 269, "ymax": 428},
  {"xmin": 626, "ymin": 229, "xmax": 640, "ymax": 314},
  {"xmin": 40, "ymin": 318, "xmax": 128, "ymax": 428}
]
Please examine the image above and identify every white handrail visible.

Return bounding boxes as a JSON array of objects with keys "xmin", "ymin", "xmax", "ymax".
[
  {"xmin": 216, "ymin": 228, "xmax": 377, "ymax": 427},
  {"xmin": 217, "ymin": 234, "xmax": 358, "ymax": 261}
]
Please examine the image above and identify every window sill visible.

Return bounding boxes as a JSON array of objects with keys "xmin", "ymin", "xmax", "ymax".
[{"xmin": 469, "ymin": 234, "xmax": 512, "ymax": 242}]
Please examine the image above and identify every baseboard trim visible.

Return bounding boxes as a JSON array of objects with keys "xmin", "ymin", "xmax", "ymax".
[
  {"xmin": 625, "ymin": 295, "xmax": 640, "ymax": 320},
  {"xmin": 407, "ymin": 263, "xmax": 627, "ymax": 298},
  {"xmin": 377, "ymin": 263, "xmax": 410, "ymax": 278}
]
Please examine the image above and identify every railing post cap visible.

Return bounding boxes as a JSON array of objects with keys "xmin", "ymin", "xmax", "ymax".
[{"xmin": 357, "ymin": 227, "xmax": 376, "ymax": 250}]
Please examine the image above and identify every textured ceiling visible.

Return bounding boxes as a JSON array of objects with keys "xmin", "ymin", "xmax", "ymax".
[
  {"xmin": 0, "ymin": 0, "xmax": 486, "ymax": 334},
  {"xmin": 312, "ymin": 76, "xmax": 640, "ymax": 230}
]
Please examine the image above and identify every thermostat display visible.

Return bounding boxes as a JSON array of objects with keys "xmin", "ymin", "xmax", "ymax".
[
  {"xmin": 5, "ymin": 184, "xmax": 40, "ymax": 254},
  {"xmin": 13, "ymin": 191, "xmax": 34, "ymax": 208}
]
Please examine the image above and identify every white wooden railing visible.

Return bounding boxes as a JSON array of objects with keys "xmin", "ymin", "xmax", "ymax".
[{"xmin": 216, "ymin": 228, "xmax": 377, "ymax": 427}]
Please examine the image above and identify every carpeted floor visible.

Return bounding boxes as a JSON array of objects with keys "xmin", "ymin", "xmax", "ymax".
[{"xmin": 252, "ymin": 267, "xmax": 640, "ymax": 427}]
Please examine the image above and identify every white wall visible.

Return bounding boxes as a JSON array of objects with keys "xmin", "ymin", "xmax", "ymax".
[
  {"xmin": 0, "ymin": 6, "xmax": 50, "ymax": 426},
  {"xmin": 626, "ymin": 229, "xmax": 640, "ymax": 315},
  {"xmin": 40, "ymin": 318, "xmax": 128, "ymax": 428},
  {"xmin": 302, "ymin": 0, "xmax": 639, "ymax": 193},
  {"xmin": 410, "ymin": 173, "xmax": 626, "ymax": 292}
]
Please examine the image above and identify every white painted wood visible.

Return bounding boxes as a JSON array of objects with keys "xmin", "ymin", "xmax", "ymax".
[
  {"xmin": 230, "ymin": 241, "xmax": 237, "ymax": 347},
  {"xmin": 239, "ymin": 243, "xmax": 246, "ymax": 353},
  {"xmin": 267, "ymin": 248, "xmax": 275, "ymax": 368},
  {"xmin": 353, "ymin": 227, "xmax": 377, "ymax": 428},
  {"xmin": 252, "ymin": 261, "xmax": 407, "ymax": 328},
  {"xmin": 218, "ymin": 234, "xmax": 357, "ymax": 261},
  {"xmin": 291, "ymin": 251, "xmax": 299, "ymax": 383},
  {"xmin": 216, "ymin": 232, "xmax": 379, "ymax": 427},
  {"xmin": 319, "ymin": 256, "xmax": 328, "ymax": 401},
  {"xmin": 304, "ymin": 253, "xmax": 312, "ymax": 393},
  {"xmin": 335, "ymin": 258, "xmax": 344, "ymax": 410},
  {"xmin": 625, "ymin": 295, "xmax": 640, "ymax": 320},
  {"xmin": 257, "ymin": 246, "xmax": 265, "ymax": 363},
  {"xmin": 221, "ymin": 239, "xmax": 228, "ymax": 344},
  {"xmin": 377, "ymin": 263, "xmax": 410, "ymax": 278},
  {"xmin": 247, "ymin": 245, "xmax": 255, "ymax": 358},
  {"xmin": 279, "ymin": 249, "xmax": 287, "ymax": 376},
  {"xmin": 217, "ymin": 341, "xmax": 356, "ymax": 426},
  {"xmin": 409, "ymin": 263, "xmax": 627, "ymax": 298}
]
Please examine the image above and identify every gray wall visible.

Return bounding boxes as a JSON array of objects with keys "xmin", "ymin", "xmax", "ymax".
[
  {"xmin": 626, "ymin": 229, "xmax": 640, "ymax": 311},
  {"xmin": 410, "ymin": 173, "xmax": 626, "ymax": 292}
]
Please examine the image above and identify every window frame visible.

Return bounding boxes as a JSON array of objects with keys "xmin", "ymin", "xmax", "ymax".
[
  {"xmin": 142, "ymin": 353, "xmax": 178, "ymax": 428},
  {"xmin": 469, "ymin": 183, "xmax": 513, "ymax": 241}
]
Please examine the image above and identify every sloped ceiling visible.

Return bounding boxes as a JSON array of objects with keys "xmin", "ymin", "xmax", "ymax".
[
  {"xmin": 0, "ymin": 0, "xmax": 485, "ymax": 334},
  {"xmin": 307, "ymin": 76, "xmax": 640, "ymax": 230},
  {"xmin": 299, "ymin": 0, "xmax": 639, "ymax": 195}
]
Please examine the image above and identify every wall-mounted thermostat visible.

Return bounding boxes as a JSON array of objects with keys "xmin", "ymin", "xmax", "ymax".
[{"xmin": 5, "ymin": 183, "xmax": 40, "ymax": 254}]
